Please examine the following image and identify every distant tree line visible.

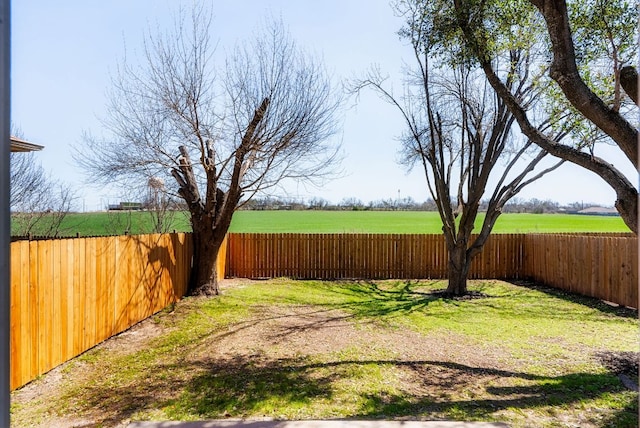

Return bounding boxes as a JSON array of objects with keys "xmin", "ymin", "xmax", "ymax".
[{"xmin": 239, "ymin": 196, "xmax": 604, "ymax": 214}]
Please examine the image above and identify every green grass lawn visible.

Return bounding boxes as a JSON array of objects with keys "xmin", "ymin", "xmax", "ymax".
[
  {"xmin": 11, "ymin": 279, "xmax": 638, "ymax": 427},
  {"xmin": 11, "ymin": 210, "xmax": 192, "ymax": 237},
  {"xmin": 15, "ymin": 210, "xmax": 630, "ymax": 237},
  {"xmin": 228, "ymin": 210, "xmax": 630, "ymax": 233}
]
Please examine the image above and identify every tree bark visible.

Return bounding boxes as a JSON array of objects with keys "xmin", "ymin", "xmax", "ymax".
[
  {"xmin": 446, "ymin": 242, "xmax": 470, "ymax": 296},
  {"xmin": 189, "ymin": 224, "xmax": 221, "ymax": 296},
  {"xmin": 188, "ymin": 191, "xmax": 236, "ymax": 296},
  {"xmin": 172, "ymin": 146, "xmax": 233, "ymax": 296},
  {"xmin": 620, "ymin": 66, "xmax": 638, "ymax": 105}
]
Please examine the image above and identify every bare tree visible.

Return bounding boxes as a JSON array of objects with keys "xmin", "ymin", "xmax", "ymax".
[
  {"xmin": 354, "ymin": 3, "xmax": 562, "ymax": 295},
  {"xmin": 76, "ymin": 7, "xmax": 341, "ymax": 295},
  {"xmin": 10, "ymin": 152, "xmax": 75, "ymax": 237},
  {"xmin": 307, "ymin": 197, "xmax": 330, "ymax": 210},
  {"xmin": 450, "ymin": 0, "xmax": 638, "ymax": 232},
  {"xmin": 104, "ymin": 205, "xmax": 135, "ymax": 236},
  {"xmin": 102, "ymin": 185, "xmax": 179, "ymax": 236},
  {"xmin": 144, "ymin": 177, "xmax": 179, "ymax": 234}
]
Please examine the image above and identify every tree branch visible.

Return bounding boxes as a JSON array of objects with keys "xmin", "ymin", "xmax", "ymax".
[{"xmin": 529, "ymin": 0, "xmax": 637, "ymax": 164}]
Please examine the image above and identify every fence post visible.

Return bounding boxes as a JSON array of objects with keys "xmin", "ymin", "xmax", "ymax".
[{"xmin": 0, "ymin": 0, "xmax": 10, "ymax": 423}]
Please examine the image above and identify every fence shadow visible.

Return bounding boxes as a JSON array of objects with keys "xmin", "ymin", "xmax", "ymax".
[{"xmin": 506, "ymin": 279, "xmax": 637, "ymax": 319}]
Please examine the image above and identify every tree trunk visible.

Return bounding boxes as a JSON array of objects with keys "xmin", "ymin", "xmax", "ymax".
[
  {"xmin": 446, "ymin": 242, "xmax": 470, "ymax": 296},
  {"xmin": 189, "ymin": 221, "xmax": 227, "ymax": 296}
]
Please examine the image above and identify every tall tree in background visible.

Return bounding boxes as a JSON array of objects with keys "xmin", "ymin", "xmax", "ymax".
[
  {"xmin": 10, "ymin": 151, "xmax": 75, "ymax": 238},
  {"xmin": 76, "ymin": 7, "xmax": 342, "ymax": 295},
  {"xmin": 447, "ymin": 0, "xmax": 638, "ymax": 232},
  {"xmin": 144, "ymin": 177, "xmax": 179, "ymax": 234},
  {"xmin": 354, "ymin": 2, "xmax": 562, "ymax": 295}
]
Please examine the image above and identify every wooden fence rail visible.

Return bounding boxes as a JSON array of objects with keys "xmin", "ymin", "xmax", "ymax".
[{"xmin": 9, "ymin": 231, "xmax": 636, "ymax": 391}]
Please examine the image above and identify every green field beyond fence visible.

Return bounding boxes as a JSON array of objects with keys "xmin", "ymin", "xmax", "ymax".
[
  {"xmin": 229, "ymin": 211, "xmax": 629, "ymax": 233},
  {"xmin": 13, "ymin": 210, "xmax": 630, "ymax": 237}
]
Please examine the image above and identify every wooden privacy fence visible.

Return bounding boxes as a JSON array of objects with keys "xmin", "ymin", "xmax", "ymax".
[
  {"xmin": 523, "ymin": 233, "xmax": 638, "ymax": 308},
  {"xmin": 226, "ymin": 233, "xmax": 637, "ymax": 308},
  {"xmin": 9, "ymin": 233, "xmax": 196, "ymax": 391},
  {"xmin": 9, "ymin": 231, "xmax": 636, "ymax": 391},
  {"xmin": 226, "ymin": 233, "xmax": 525, "ymax": 280}
]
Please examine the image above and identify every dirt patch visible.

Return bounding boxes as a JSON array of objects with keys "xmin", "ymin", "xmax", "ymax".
[
  {"xmin": 102, "ymin": 316, "xmax": 167, "ymax": 354},
  {"xmin": 429, "ymin": 289, "xmax": 491, "ymax": 300},
  {"xmin": 596, "ymin": 351, "xmax": 639, "ymax": 391},
  {"xmin": 189, "ymin": 303, "xmax": 502, "ymax": 369},
  {"xmin": 12, "ymin": 296, "xmax": 505, "ymax": 427},
  {"xmin": 596, "ymin": 351, "xmax": 639, "ymax": 377}
]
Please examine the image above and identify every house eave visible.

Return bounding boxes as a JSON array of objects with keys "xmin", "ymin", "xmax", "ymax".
[{"xmin": 10, "ymin": 136, "xmax": 44, "ymax": 152}]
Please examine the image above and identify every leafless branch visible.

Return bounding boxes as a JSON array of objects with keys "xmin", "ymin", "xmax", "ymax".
[{"xmin": 74, "ymin": 10, "xmax": 342, "ymax": 295}]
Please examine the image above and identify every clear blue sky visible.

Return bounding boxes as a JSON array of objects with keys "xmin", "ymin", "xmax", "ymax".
[{"xmin": 12, "ymin": 1, "xmax": 636, "ymax": 211}]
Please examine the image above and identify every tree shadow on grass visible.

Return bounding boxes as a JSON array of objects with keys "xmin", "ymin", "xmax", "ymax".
[
  {"xmin": 598, "ymin": 398, "xmax": 639, "ymax": 428},
  {"xmin": 211, "ymin": 281, "xmax": 449, "ymax": 339},
  {"xmin": 58, "ymin": 279, "xmax": 637, "ymax": 427},
  {"xmin": 69, "ymin": 355, "xmax": 637, "ymax": 426},
  {"xmin": 324, "ymin": 280, "xmax": 493, "ymax": 319},
  {"xmin": 65, "ymin": 353, "xmax": 337, "ymax": 426},
  {"xmin": 332, "ymin": 279, "xmax": 639, "ymax": 325},
  {"xmin": 179, "ymin": 280, "xmax": 498, "ymax": 344},
  {"xmin": 243, "ymin": 279, "xmax": 636, "ymax": 334}
]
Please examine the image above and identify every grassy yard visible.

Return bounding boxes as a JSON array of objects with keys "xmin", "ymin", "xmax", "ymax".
[
  {"xmin": 13, "ymin": 210, "xmax": 631, "ymax": 237},
  {"xmin": 11, "ymin": 279, "xmax": 638, "ymax": 427}
]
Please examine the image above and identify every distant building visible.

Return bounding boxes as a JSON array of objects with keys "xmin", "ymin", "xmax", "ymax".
[
  {"xmin": 108, "ymin": 202, "xmax": 143, "ymax": 211},
  {"xmin": 576, "ymin": 206, "xmax": 620, "ymax": 216}
]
